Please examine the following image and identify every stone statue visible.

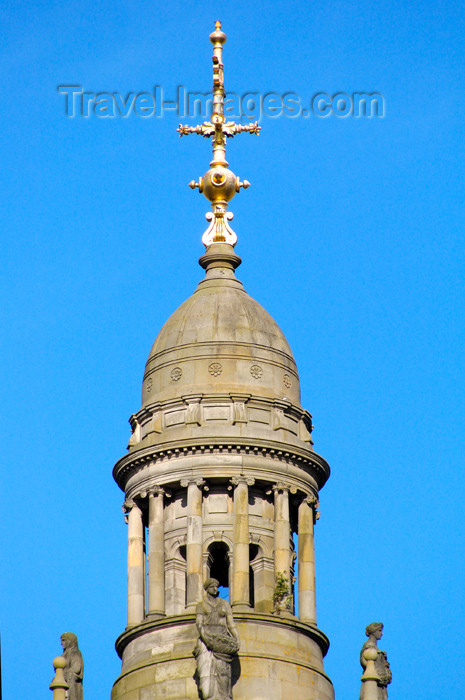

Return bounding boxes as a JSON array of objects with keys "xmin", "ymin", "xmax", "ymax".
[
  {"xmin": 60, "ymin": 633, "xmax": 84, "ymax": 700},
  {"xmin": 360, "ymin": 623, "xmax": 392, "ymax": 699},
  {"xmin": 194, "ymin": 578, "xmax": 240, "ymax": 700}
]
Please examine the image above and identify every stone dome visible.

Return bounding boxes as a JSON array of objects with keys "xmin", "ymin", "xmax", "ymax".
[
  {"xmin": 142, "ymin": 244, "xmax": 301, "ymax": 407},
  {"xmin": 119, "ymin": 253, "xmax": 321, "ymax": 490}
]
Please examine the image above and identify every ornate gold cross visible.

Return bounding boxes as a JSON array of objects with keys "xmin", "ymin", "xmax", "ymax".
[{"xmin": 177, "ymin": 21, "xmax": 260, "ymax": 247}]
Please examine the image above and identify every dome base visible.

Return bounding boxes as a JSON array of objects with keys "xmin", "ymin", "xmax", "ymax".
[{"xmin": 112, "ymin": 614, "xmax": 334, "ymax": 700}]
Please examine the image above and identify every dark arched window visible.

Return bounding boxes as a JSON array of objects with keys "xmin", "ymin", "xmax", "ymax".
[
  {"xmin": 249, "ymin": 544, "xmax": 259, "ymax": 609},
  {"xmin": 208, "ymin": 541, "xmax": 230, "ymax": 600}
]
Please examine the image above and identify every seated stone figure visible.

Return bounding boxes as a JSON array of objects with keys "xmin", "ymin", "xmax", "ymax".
[
  {"xmin": 360, "ymin": 622, "xmax": 392, "ymax": 700},
  {"xmin": 194, "ymin": 578, "xmax": 240, "ymax": 700},
  {"xmin": 60, "ymin": 632, "xmax": 84, "ymax": 700}
]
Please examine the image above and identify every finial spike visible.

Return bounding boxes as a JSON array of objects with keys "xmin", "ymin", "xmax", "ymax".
[{"xmin": 177, "ymin": 22, "xmax": 261, "ymax": 249}]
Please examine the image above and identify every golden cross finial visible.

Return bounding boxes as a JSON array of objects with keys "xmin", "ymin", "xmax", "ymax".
[{"xmin": 177, "ymin": 21, "xmax": 261, "ymax": 247}]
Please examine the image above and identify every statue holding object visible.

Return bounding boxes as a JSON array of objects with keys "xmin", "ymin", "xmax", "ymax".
[
  {"xmin": 194, "ymin": 578, "xmax": 240, "ymax": 700},
  {"xmin": 360, "ymin": 622, "xmax": 392, "ymax": 700}
]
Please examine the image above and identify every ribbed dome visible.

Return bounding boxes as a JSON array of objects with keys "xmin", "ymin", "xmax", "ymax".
[
  {"xmin": 142, "ymin": 245, "xmax": 300, "ymax": 406},
  {"xmin": 150, "ymin": 279, "xmax": 292, "ymax": 357}
]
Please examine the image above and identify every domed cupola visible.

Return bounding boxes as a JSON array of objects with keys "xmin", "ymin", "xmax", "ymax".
[
  {"xmin": 114, "ymin": 237, "xmax": 327, "ymax": 493},
  {"xmin": 143, "ymin": 244, "xmax": 300, "ymax": 407}
]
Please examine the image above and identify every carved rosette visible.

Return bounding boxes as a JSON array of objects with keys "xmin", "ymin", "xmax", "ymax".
[
  {"xmin": 170, "ymin": 367, "xmax": 183, "ymax": 381},
  {"xmin": 208, "ymin": 362, "xmax": 223, "ymax": 377}
]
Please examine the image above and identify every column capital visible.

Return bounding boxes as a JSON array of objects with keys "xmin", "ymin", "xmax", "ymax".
[
  {"xmin": 122, "ymin": 499, "xmax": 134, "ymax": 513},
  {"xmin": 147, "ymin": 485, "xmax": 166, "ymax": 497},
  {"xmin": 307, "ymin": 493, "xmax": 321, "ymax": 520},
  {"xmin": 180, "ymin": 477, "xmax": 207, "ymax": 489},
  {"xmin": 230, "ymin": 475, "xmax": 255, "ymax": 487},
  {"xmin": 270, "ymin": 482, "xmax": 297, "ymax": 495},
  {"xmin": 125, "ymin": 487, "xmax": 165, "ymax": 504},
  {"xmin": 123, "ymin": 498, "xmax": 142, "ymax": 513},
  {"xmin": 122, "ymin": 498, "xmax": 144, "ymax": 523},
  {"xmin": 302, "ymin": 492, "xmax": 319, "ymax": 508}
]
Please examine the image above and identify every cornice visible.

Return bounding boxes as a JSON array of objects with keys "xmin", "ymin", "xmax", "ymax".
[{"xmin": 113, "ymin": 437, "xmax": 330, "ymax": 491}]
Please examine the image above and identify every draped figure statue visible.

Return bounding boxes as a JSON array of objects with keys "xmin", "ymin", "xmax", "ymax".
[
  {"xmin": 194, "ymin": 578, "xmax": 240, "ymax": 700},
  {"xmin": 60, "ymin": 632, "xmax": 84, "ymax": 700},
  {"xmin": 360, "ymin": 622, "xmax": 392, "ymax": 700}
]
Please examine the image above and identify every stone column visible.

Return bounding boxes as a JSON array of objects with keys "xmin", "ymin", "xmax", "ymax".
[
  {"xmin": 148, "ymin": 487, "xmax": 165, "ymax": 617},
  {"xmin": 298, "ymin": 494, "xmax": 318, "ymax": 624},
  {"xmin": 125, "ymin": 499, "xmax": 145, "ymax": 626},
  {"xmin": 181, "ymin": 478, "xmax": 205, "ymax": 609},
  {"xmin": 230, "ymin": 476, "xmax": 254, "ymax": 610},
  {"xmin": 273, "ymin": 484, "xmax": 291, "ymax": 579},
  {"xmin": 273, "ymin": 483, "xmax": 293, "ymax": 613}
]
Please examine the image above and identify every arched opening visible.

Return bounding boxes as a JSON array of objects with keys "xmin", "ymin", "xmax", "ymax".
[
  {"xmin": 207, "ymin": 541, "xmax": 230, "ymax": 600},
  {"xmin": 249, "ymin": 544, "xmax": 259, "ymax": 609},
  {"xmin": 179, "ymin": 545, "xmax": 187, "ymax": 606},
  {"xmin": 290, "ymin": 538, "xmax": 297, "ymax": 615}
]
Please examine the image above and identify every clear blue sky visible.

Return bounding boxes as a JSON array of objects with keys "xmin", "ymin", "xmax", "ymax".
[{"xmin": 1, "ymin": 1, "xmax": 464, "ymax": 698}]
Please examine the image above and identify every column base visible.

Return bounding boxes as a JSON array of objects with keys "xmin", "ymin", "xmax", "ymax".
[
  {"xmin": 125, "ymin": 621, "xmax": 144, "ymax": 631},
  {"xmin": 300, "ymin": 616, "xmax": 317, "ymax": 625},
  {"xmin": 147, "ymin": 611, "xmax": 166, "ymax": 620},
  {"xmin": 232, "ymin": 602, "xmax": 251, "ymax": 612}
]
